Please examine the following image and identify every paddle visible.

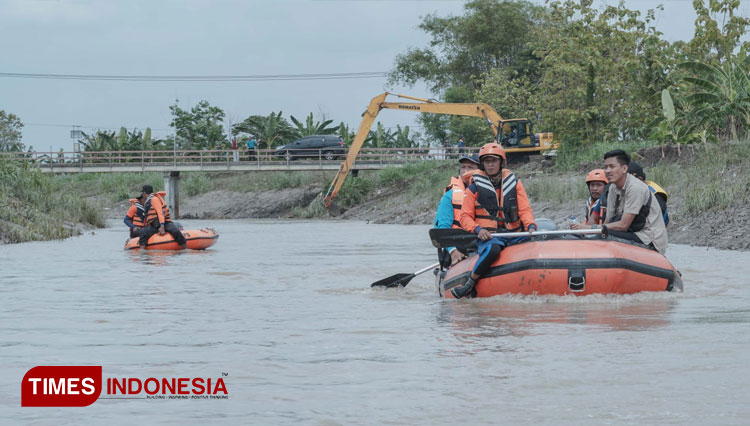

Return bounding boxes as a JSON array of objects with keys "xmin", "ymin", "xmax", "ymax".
[
  {"xmin": 371, "ymin": 262, "xmax": 441, "ymax": 288},
  {"xmin": 429, "ymin": 228, "xmax": 603, "ymax": 249}
]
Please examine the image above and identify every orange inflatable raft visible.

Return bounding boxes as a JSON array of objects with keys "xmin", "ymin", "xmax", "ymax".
[
  {"xmin": 124, "ymin": 228, "xmax": 219, "ymax": 251},
  {"xmin": 438, "ymin": 237, "xmax": 682, "ymax": 298}
]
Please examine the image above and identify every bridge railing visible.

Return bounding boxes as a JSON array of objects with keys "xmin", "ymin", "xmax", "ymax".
[{"xmin": 1, "ymin": 147, "xmax": 466, "ymax": 169}]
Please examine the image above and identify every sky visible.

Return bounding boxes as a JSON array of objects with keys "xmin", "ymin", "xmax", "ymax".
[{"xmin": 0, "ymin": 0, "xmax": 735, "ymax": 152}]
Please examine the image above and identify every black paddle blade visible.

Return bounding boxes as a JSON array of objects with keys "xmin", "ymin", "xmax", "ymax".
[
  {"xmin": 429, "ymin": 228, "xmax": 478, "ymax": 249},
  {"xmin": 371, "ymin": 273, "xmax": 415, "ymax": 288}
]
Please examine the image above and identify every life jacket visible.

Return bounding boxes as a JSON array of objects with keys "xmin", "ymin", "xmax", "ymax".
[
  {"xmin": 645, "ymin": 181, "xmax": 669, "ymax": 225},
  {"xmin": 584, "ymin": 197, "xmax": 601, "ymax": 224},
  {"xmin": 608, "ymin": 185, "xmax": 653, "ymax": 233},
  {"xmin": 444, "ymin": 176, "xmax": 466, "ymax": 229},
  {"xmin": 143, "ymin": 191, "xmax": 172, "ymax": 226},
  {"xmin": 126, "ymin": 198, "xmax": 146, "ymax": 227},
  {"xmin": 470, "ymin": 170, "xmax": 523, "ymax": 232}
]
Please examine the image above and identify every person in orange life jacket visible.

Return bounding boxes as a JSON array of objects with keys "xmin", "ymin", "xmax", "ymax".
[
  {"xmin": 137, "ymin": 185, "xmax": 187, "ymax": 249},
  {"xmin": 124, "ymin": 194, "xmax": 146, "ymax": 238},
  {"xmin": 591, "ymin": 150, "xmax": 668, "ymax": 253},
  {"xmin": 571, "ymin": 168, "xmax": 608, "ymax": 229},
  {"xmin": 434, "ymin": 153, "xmax": 480, "ymax": 266},
  {"xmin": 625, "ymin": 161, "xmax": 669, "ymax": 226},
  {"xmin": 450, "ymin": 143, "xmax": 537, "ymax": 299}
]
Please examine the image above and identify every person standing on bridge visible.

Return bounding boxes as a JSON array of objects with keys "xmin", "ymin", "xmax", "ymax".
[
  {"xmin": 247, "ymin": 135, "xmax": 257, "ymax": 161},
  {"xmin": 231, "ymin": 137, "xmax": 239, "ymax": 162}
]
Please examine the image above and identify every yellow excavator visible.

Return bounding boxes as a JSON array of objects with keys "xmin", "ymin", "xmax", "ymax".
[{"xmin": 323, "ymin": 92, "xmax": 557, "ymax": 208}]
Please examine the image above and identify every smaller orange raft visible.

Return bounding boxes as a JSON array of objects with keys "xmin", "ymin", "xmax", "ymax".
[{"xmin": 124, "ymin": 228, "xmax": 219, "ymax": 251}]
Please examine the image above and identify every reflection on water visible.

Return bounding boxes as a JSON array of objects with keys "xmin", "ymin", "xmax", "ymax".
[{"xmin": 1, "ymin": 220, "xmax": 750, "ymax": 425}]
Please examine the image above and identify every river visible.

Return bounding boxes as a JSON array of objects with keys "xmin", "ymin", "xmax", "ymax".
[{"xmin": 1, "ymin": 220, "xmax": 749, "ymax": 425}]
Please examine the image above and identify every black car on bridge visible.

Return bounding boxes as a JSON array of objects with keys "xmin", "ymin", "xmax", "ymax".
[{"xmin": 274, "ymin": 135, "xmax": 345, "ymax": 161}]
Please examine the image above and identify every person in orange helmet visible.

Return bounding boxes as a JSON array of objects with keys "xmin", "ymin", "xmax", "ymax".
[
  {"xmin": 571, "ymin": 168, "xmax": 608, "ymax": 229},
  {"xmin": 451, "ymin": 143, "xmax": 537, "ymax": 299}
]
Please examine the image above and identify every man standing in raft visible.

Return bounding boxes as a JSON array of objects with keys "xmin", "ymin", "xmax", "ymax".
[
  {"xmin": 138, "ymin": 185, "xmax": 187, "ymax": 250},
  {"xmin": 450, "ymin": 143, "xmax": 537, "ymax": 299},
  {"xmin": 595, "ymin": 150, "xmax": 668, "ymax": 254}
]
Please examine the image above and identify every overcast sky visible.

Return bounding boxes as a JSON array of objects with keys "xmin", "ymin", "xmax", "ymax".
[{"xmin": 0, "ymin": 0, "xmax": 730, "ymax": 152}]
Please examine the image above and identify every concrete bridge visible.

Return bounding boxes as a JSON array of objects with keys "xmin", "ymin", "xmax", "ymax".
[{"xmin": 3, "ymin": 147, "xmax": 456, "ymax": 218}]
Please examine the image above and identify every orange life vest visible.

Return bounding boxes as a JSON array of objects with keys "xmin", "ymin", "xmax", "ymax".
[
  {"xmin": 444, "ymin": 176, "xmax": 466, "ymax": 228},
  {"xmin": 126, "ymin": 198, "xmax": 145, "ymax": 227},
  {"xmin": 470, "ymin": 170, "xmax": 523, "ymax": 232},
  {"xmin": 144, "ymin": 191, "xmax": 172, "ymax": 226}
]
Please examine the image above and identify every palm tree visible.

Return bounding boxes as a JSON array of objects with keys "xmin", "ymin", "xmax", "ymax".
[
  {"xmin": 79, "ymin": 130, "xmax": 116, "ymax": 151},
  {"xmin": 678, "ymin": 51, "xmax": 750, "ymax": 141},
  {"xmin": 233, "ymin": 111, "xmax": 296, "ymax": 149},
  {"xmin": 365, "ymin": 122, "xmax": 396, "ymax": 148},
  {"xmin": 290, "ymin": 113, "xmax": 338, "ymax": 138}
]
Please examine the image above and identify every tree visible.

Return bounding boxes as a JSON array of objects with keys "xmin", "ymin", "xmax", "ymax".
[
  {"xmin": 170, "ymin": 100, "xmax": 226, "ymax": 150},
  {"xmin": 290, "ymin": 113, "xmax": 338, "ymax": 137},
  {"xmin": 0, "ymin": 110, "xmax": 24, "ymax": 152},
  {"xmin": 687, "ymin": 0, "xmax": 750, "ymax": 64},
  {"xmin": 678, "ymin": 52, "xmax": 750, "ymax": 141},
  {"xmin": 388, "ymin": 0, "xmax": 542, "ymax": 93},
  {"xmin": 233, "ymin": 111, "xmax": 295, "ymax": 149},
  {"xmin": 78, "ymin": 130, "xmax": 116, "ymax": 152},
  {"xmin": 527, "ymin": 0, "xmax": 674, "ymax": 143},
  {"xmin": 365, "ymin": 122, "xmax": 396, "ymax": 148}
]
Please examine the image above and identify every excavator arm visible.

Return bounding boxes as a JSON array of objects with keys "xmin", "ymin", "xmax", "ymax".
[{"xmin": 323, "ymin": 92, "xmax": 542, "ymax": 208}]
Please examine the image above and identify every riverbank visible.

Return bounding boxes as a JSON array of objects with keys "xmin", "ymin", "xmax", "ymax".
[
  {"xmin": 5, "ymin": 141, "xmax": 750, "ymax": 251},
  {"xmin": 0, "ymin": 162, "xmax": 105, "ymax": 244},
  {"xmin": 93, "ymin": 141, "xmax": 750, "ymax": 251}
]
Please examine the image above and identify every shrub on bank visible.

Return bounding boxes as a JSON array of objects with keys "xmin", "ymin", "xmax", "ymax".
[{"xmin": 0, "ymin": 162, "xmax": 105, "ymax": 243}]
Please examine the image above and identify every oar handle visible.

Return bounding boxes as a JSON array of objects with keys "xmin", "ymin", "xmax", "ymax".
[
  {"xmin": 414, "ymin": 262, "xmax": 441, "ymax": 276},
  {"xmin": 489, "ymin": 229, "xmax": 603, "ymax": 238}
]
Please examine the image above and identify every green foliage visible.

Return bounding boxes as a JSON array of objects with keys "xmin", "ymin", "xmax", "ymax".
[
  {"xmin": 0, "ymin": 161, "xmax": 105, "ymax": 243},
  {"xmin": 170, "ymin": 100, "xmax": 227, "ymax": 150},
  {"xmin": 289, "ymin": 113, "xmax": 338, "ymax": 138},
  {"xmin": 0, "ymin": 110, "xmax": 25, "ymax": 152},
  {"xmin": 529, "ymin": 1, "xmax": 673, "ymax": 143},
  {"xmin": 335, "ymin": 175, "xmax": 374, "ymax": 207},
  {"xmin": 233, "ymin": 111, "xmax": 295, "ymax": 149},
  {"xmin": 678, "ymin": 53, "xmax": 750, "ymax": 140},
  {"xmin": 388, "ymin": 0, "xmax": 541, "ymax": 92},
  {"xmin": 183, "ymin": 173, "xmax": 213, "ymax": 196},
  {"xmin": 687, "ymin": 0, "xmax": 750, "ymax": 64}
]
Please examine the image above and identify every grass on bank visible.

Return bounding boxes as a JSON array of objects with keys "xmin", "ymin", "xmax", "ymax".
[{"xmin": 0, "ymin": 162, "xmax": 105, "ymax": 243}]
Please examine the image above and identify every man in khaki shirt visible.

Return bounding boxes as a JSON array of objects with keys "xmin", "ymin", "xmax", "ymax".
[{"xmin": 591, "ymin": 150, "xmax": 668, "ymax": 254}]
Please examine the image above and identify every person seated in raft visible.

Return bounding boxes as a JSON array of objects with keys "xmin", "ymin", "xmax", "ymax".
[
  {"xmin": 137, "ymin": 185, "xmax": 187, "ymax": 250},
  {"xmin": 434, "ymin": 153, "xmax": 480, "ymax": 266},
  {"xmin": 571, "ymin": 168, "xmax": 608, "ymax": 229},
  {"xmin": 625, "ymin": 161, "xmax": 669, "ymax": 227},
  {"xmin": 589, "ymin": 150, "xmax": 668, "ymax": 254},
  {"xmin": 450, "ymin": 143, "xmax": 537, "ymax": 299},
  {"xmin": 124, "ymin": 193, "xmax": 146, "ymax": 239}
]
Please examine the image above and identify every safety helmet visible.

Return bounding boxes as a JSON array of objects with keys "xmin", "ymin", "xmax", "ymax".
[
  {"xmin": 585, "ymin": 168, "xmax": 607, "ymax": 184},
  {"xmin": 458, "ymin": 153, "xmax": 480, "ymax": 165},
  {"xmin": 478, "ymin": 143, "xmax": 506, "ymax": 162}
]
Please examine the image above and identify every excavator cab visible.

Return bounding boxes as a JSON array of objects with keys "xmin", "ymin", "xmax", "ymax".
[{"xmin": 498, "ymin": 119, "xmax": 535, "ymax": 148}]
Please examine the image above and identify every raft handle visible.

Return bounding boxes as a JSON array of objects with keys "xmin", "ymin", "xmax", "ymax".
[{"xmin": 568, "ymin": 268, "xmax": 586, "ymax": 292}]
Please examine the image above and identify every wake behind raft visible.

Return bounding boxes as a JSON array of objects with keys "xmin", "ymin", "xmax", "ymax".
[
  {"xmin": 124, "ymin": 228, "xmax": 219, "ymax": 251},
  {"xmin": 429, "ymin": 227, "xmax": 682, "ymax": 298}
]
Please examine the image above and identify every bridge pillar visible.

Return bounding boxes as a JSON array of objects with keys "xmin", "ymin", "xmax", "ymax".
[{"xmin": 164, "ymin": 171, "xmax": 180, "ymax": 219}]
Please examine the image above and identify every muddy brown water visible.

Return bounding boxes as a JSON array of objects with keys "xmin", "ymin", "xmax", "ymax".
[{"xmin": 1, "ymin": 220, "xmax": 749, "ymax": 424}]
